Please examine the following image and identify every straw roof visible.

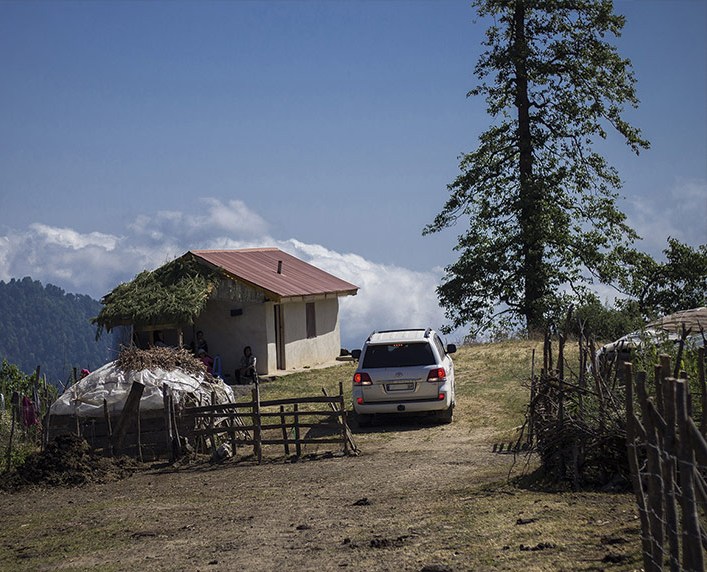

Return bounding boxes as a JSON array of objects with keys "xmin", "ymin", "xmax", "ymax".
[{"xmin": 93, "ymin": 253, "xmax": 220, "ymax": 335}]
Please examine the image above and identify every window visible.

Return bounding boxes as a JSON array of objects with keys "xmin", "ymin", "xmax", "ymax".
[
  {"xmin": 306, "ymin": 302, "xmax": 316, "ymax": 339},
  {"xmin": 362, "ymin": 343, "xmax": 436, "ymax": 368}
]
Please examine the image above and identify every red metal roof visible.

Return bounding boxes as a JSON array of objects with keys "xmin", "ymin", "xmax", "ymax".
[{"xmin": 190, "ymin": 248, "xmax": 359, "ymax": 301}]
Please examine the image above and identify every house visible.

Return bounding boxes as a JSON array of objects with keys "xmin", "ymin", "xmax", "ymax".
[{"xmin": 93, "ymin": 248, "xmax": 359, "ymax": 378}]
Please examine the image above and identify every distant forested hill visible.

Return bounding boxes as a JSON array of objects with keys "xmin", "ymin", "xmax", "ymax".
[{"xmin": 0, "ymin": 277, "xmax": 117, "ymax": 385}]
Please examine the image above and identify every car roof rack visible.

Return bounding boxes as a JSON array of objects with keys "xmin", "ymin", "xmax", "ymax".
[{"xmin": 367, "ymin": 328, "xmax": 429, "ymax": 342}]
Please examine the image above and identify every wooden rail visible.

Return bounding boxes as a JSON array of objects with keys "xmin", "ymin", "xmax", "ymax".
[{"xmin": 182, "ymin": 381, "xmax": 358, "ymax": 463}]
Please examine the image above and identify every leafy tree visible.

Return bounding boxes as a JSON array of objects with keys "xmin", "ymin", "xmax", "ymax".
[
  {"xmin": 617, "ymin": 238, "xmax": 707, "ymax": 319},
  {"xmin": 424, "ymin": 0, "xmax": 649, "ymax": 334}
]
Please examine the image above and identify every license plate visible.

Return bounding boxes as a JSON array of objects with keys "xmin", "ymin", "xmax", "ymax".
[{"xmin": 386, "ymin": 383, "xmax": 414, "ymax": 391}]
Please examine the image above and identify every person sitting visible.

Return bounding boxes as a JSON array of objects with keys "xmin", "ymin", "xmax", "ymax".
[
  {"xmin": 190, "ymin": 330, "xmax": 209, "ymax": 354},
  {"xmin": 153, "ymin": 331, "xmax": 168, "ymax": 347},
  {"xmin": 235, "ymin": 346, "xmax": 257, "ymax": 384},
  {"xmin": 197, "ymin": 348, "xmax": 214, "ymax": 375}
]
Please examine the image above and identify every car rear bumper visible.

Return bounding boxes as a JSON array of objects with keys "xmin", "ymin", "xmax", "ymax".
[{"xmin": 352, "ymin": 393, "xmax": 453, "ymax": 414}]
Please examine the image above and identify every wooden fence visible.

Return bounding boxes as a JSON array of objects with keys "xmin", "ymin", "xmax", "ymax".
[
  {"xmin": 523, "ymin": 325, "xmax": 706, "ymax": 571},
  {"xmin": 625, "ymin": 350, "xmax": 707, "ymax": 572},
  {"xmin": 181, "ymin": 381, "xmax": 358, "ymax": 463}
]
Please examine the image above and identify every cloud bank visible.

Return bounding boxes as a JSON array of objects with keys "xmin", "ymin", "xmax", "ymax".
[
  {"xmin": 627, "ymin": 178, "xmax": 707, "ymax": 256},
  {"xmin": 0, "ymin": 198, "xmax": 451, "ymax": 348}
]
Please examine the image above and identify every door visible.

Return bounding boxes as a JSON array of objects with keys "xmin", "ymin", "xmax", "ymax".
[{"xmin": 274, "ymin": 304, "xmax": 285, "ymax": 370}]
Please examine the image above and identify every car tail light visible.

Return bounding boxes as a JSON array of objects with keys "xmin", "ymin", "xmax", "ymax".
[
  {"xmin": 354, "ymin": 372, "xmax": 372, "ymax": 385},
  {"xmin": 438, "ymin": 392, "xmax": 446, "ymax": 400},
  {"xmin": 356, "ymin": 397, "xmax": 364, "ymax": 405},
  {"xmin": 427, "ymin": 368, "xmax": 446, "ymax": 382}
]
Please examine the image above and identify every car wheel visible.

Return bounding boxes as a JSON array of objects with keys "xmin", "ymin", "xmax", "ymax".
[{"xmin": 438, "ymin": 404, "xmax": 454, "ymax": 424}]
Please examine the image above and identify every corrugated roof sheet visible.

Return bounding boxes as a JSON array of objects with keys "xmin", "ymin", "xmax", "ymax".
[{"xmin": 190, "ymin": 248, "xmax": 358, "ymax": 301}]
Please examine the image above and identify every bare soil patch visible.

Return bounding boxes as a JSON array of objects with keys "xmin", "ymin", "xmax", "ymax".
[{"xmin": 0, "ymin": 412, "xmax": 641, "ymax": 571}]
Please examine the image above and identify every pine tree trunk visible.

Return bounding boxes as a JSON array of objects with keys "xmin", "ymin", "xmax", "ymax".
[{"xmin": 513, "ymin": 0, "xmax": 545, "ymax": 334}]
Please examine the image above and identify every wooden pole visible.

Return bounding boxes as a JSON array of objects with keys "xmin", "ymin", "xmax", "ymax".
[
  {"xmin": 623, "ymin": 363, "xmax": 656, "ymax": 572},
  {"xmin": 674, "ymin": 379, "xmax": 705, "ymax": 572},
  {"xmin": 529, "ymin": 348, "xmax": 536, "ymax": 445},
  {"xmin": 293, "ymin": 402, "xmax": 301, "ymax": 458},
  {"xmin": 169, "ymin": 394, "xmax": 180, "ymax": 460},
  {"xmin": 5, "ymin": 392, "xmax": 18, "ymax": 472},
  {"xmin": 136, "ymin": 393, "xmax": 143, "ymax": 463},
  {"xmin": 699, "ymin": 347, "xmax": 706, "ymax": 438},
  {"xmin": 636, "ymin": 371, "xmax": 665, "ymax": 569},
  {"xmin": 163, "ymin": 384, "xmax": 174, "ymax": 462},
  {"xmin": 252, "ymin": 385, "xmax": 262, "ymax": 464},
  {"xmin": 661, "ymin": 375, "xmax": 680, "ymax": 572},
  {"xmin": 280, "ymin": 405, "xmax": 290, "ymax": 456},
  {"xmin": 208, "ymin": 391, "xmax": 217, "ymax": 454},
  {"xmin": 103, "ymin": 399, "xmax": 114, "ymax": 457},
  {"xmin": 113, "ymin": 382, "xmax": 145, "ymax": 454},
  {"xmin": 339, "ymin": 381, "xmax": 349, "ymax": 456}
]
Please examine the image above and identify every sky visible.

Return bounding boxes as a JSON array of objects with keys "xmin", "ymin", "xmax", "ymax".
[{"xmin": 0, "ymin": 0, "xmax": 705, "ymax": 349}]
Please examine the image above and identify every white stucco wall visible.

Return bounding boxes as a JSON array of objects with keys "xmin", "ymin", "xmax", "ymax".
[
  {"xmin": 185, "ymin": 279, "xmax": 270, "ymax": 381},
  {"xmin": 277, "ymin": 297, "xmax": 341, "ymax": 371},
  {"xmin": 266, "ymin": 297, "xmax": 341, "ymax": 372},
  {"xmin": 187, "ymin": 281, "xmax": 344, "ymax": 376}
]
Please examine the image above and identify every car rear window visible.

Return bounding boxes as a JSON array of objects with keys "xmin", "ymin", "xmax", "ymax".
[{"xmin": 362, "ymin": 342, "xmax": 436, "ymax": 368}]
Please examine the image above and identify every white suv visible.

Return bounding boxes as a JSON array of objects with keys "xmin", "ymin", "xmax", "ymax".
[{"xmin": 351, "ymin": 328, "xmax": 457, "ymax": 424}]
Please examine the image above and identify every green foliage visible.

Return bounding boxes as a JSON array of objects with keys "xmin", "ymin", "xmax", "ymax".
[
  {"xmin": 425, "ymin": 0, "xmax": 649, "ymax": 334},
  {"xmin": 566, "ymin": 296, "xmax": 644, "ymax": 342},
  {"xmin": 93, "ymin": 254, "xmax": 220, "ymax": 336},
  {"xmin": 627, "ymin": 330, "xmax": 703, "ymax": 389},
  {"xmin": 0, "ymin": 415, "xmax": 42, "ymax": 471},
  {"xmin": 0, "ymin": 278, "xmax": 116, "ymax": 385},
  {"xmin": 617, "ymin": 238, "xmax": 707, "ymax": 319},
  {"xmin": 0, "ymin": 359, "xmax": 35, "ymax": 396}
]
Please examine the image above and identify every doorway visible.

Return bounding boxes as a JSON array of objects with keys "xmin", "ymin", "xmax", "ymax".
[{"xmin": 274, "ymin": 304, "xmax": 285, "ymax": 370}]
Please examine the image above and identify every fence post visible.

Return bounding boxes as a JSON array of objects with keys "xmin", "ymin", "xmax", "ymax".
[
  {"xmin": 636, "ymin": 371, "xmax": 665, "ymax": 569},
  {"xmin": 674, "ymin": 379, "xmax": 705, "ymax": 572},
  {"xmin": 660, "ymin": 376, "xmax": 680, "ymax": 571},
  {"xmin": 293, "ymin": 403, "xmax": 301, "ymax": 458},
  {"xmin": 528, "ymin": 348, "xmax": 536, "ymax": 445},
  {"xmin": 699, "ymin": 347, "xmax": 706, "ymax": 438},
  {"xmin": 163, "ymin": 384, "xmax": 173, "ymax": 462},
  {"xmin": 339, "ymin": 381, "xmax": 349, "ymax": 456},
  {"xmin": 623, "ymin": 363, "xmax": 656, "ymax": 571},
  {"xmin": 4, "ymin": 392, "xmax": 18, "ymax": 472},
  {"xmin": 209, "ymin": 391, "xmax": 217, "ymax": 454},
  {"xmin": 252, "ymin": 385, "xmax": 262, "ymax": 464},
  {"xmin": 280, "ymin": 405, "xmax": 290, "ymax": 456},
  {"xmin": 103, "ymin": 399, "xmax": 114, "ymax": 458}
]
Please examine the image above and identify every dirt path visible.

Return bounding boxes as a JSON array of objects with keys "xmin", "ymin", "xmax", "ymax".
[{"xmin": 1, "ymin": 417, "xmax": 522, "ymax": 571}]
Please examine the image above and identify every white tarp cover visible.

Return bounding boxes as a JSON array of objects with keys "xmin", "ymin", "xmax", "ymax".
[{"xmin": 50, "ymin": 360, "xmax": 235, "ymax": 418}]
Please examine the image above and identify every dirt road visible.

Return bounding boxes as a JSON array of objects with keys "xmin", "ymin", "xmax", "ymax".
[{"xmin": 1, "ymin": 415, "xmax": 527, "ymax": 572}]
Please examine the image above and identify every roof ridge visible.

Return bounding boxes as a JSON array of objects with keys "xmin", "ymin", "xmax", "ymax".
[{"xmin": 191, "ymin": 247, "xmax": 279, "ymax": 253}]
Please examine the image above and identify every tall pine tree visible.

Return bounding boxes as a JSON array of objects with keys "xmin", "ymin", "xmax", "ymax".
[{"xmin": 425, "ymin": 0, "xmax": 649, "ymax": 334}]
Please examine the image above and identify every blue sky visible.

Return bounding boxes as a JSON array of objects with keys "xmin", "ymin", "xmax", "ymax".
[{"xmin": 0, "ymin": 0, "xmax": 705, "ymax": 348}]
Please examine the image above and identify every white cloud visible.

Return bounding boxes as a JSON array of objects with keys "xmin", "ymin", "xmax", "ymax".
[
  {"xmin": 0, "ymin": 200, "xmax": 453, "ymax": 348},
  {"xmin": 275, "ymin": 239, "xmax": 450, "ymax": 347},
  {"xmin": 29, "ymin": 223, "xmax": 119, "ymax": 251},
  {"xmin": 627, "ymin": 177, "xmax": 707, "ymax": 256},
  {"xmin": 127, "ymin": 198, "xmax": 269, "ymax": 244}
]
